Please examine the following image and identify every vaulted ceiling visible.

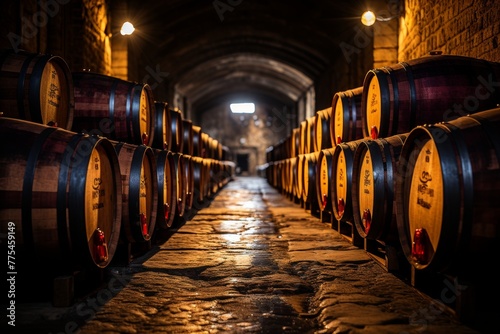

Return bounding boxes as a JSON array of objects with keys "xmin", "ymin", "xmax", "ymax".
[{"xmin": 123, "ymin": 0, "xmax": 370, "ymax": 116}]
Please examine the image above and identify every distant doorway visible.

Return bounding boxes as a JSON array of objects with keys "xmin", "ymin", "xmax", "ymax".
[{"xmin": 236, "ymin": 153, "xmax": 249, "ymax": 175}]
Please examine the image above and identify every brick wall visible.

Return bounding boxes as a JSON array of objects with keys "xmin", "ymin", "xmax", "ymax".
[
  {"xmin": 399, "ymin": 0, "xmax": 500, "ymax": 62},
  {"xmin": 80, "ymin": 0, "xmax": 112, "ymax": 74}
]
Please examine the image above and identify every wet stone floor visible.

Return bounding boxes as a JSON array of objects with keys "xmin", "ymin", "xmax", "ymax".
[{"xmin": 10, "ymin": 177, "xmax": 481, "ymax": 334}]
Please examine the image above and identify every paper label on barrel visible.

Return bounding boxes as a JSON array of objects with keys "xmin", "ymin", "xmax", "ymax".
[
  {"xmin": 334, "ymin": 96, "xmax": 344, "ymax": 144},
  {"xmin": 408, "ymin": 139, "xmax": 443, "ymax": 253},
  {"xmin": 358, "ymin": 149, "xmax": 374, "ymax": 220},
  {"xmin": 366, "ymin": 75, "xmax": 381, "ymax": 136}
]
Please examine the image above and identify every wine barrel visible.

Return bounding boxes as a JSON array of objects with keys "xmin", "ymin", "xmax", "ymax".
[
  {"xmin": 206, "ymin": 137, "xmax": 223, "ymax": 160},
  {"xmin": 225, "ymin": 160, "xmax": 234, "ymax": 185},
  {"xmin": 299, "ymin": 120, "xmax": 311, "ymax": 155},
  {"xmin": 361, "ymin": 53, "xmax": 500, "ymax": 139},
  {"xmin": 291, "ymin": 156, "xmax": 300, "ymax": 200},
  {"xmin": 215, "ymin": 139, "xmax": 223, "ymax": 160},
  {"xmin": 331, "ymin": 139, "xmax": 365, "ymax": 221},
  {"xmin": 182, "ymin": 119, "xmax": 194, "ymax": 156},
  {"xmin": 172, "ymin": 152, "xmax": 187, "ymax": 219},
  {"xmin": 288, "ymin": 157, "xmax": 297, "ymax": 198},
  {"xmin": 0, "ymin": 50, "xmax": 74, "ymax": 129},
  {"xmin": 154, "ymin": 149, "xmax": 177, "ymax": 229},
  {"xmin": 279, "ymin": 158, "xmax": 288, "ymax": 193},
  {"xmin": 192, "ymin": 125, "xmax": 203, "ymax": 157},
  {"xmin": 169, "ymin": 109, "xmax": 184, "ymax": 153},
  {"xmin": 314, "ymin": 107, "xmax": 333, "ymax": 152},
  {"xmin": 0, "ymin": 117, "xmax": 122, "ymax": 272},
  {"xmin": 113, "ymin": 142, "xmax": 158, "ymax": 242},
  {"xmin": 202, "ymin": 132, "xmax": 211, "ymax": 158},
  {"xmin": 396, "ymin": 108, "xmax": 500, "ymax": 277},
  {"xmin": 316, "ymin": 147, "xmax": 336, "ymax": 213},
  {"xmin": 191, "ymin": 156, "xmax": 208, "ymax": 207},
  {"xmin": 152, "ymin": 101, "xmax": 172, "ymax": 150},
  {"xmin": 295, "ymin": 154, "xmax": 306, "ymax": 200},
  {"xmin": 72, "ymin": 72, "xmax": 155, "ymax": 146},
  {"xmin": 302, "ymin": 152, "xmax": 320, "ymax": 206},
  {"xmin": 290, "ymin": 128, "xmax": 300, "ymax": 158},
  {"xmin": 351, "ymin": 134, "xmax": 407, "ymax": 242},
  {"xmin": 182, "ymin": 154, "xmax": 195, "ymax": 214},
  {"xmin": 206, "ymin": 158, "xmax": 220, "ymax": 199},
  {"xmin": 331, "ymin": 87, "xmax": 364, "ymax": 145},
  {"xmin": 213, "ymin": 159, "xmax": 227, "ymax": 191}
]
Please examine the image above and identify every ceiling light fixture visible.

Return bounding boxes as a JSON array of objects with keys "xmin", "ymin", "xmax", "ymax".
[
  {"xmin": 120, "ymin": 21, "xmax": 135, "ymax": 35},
  {"xmin": 361, "ymin": 11, "xmax": 376, "ymax": 26},
  {"xmin": 361, "ymin": 2, "xmax": 402, "ymax": 27},
  {"xmin": 230, "ymin": 103, "xmax": 255, "ymax": 113}
]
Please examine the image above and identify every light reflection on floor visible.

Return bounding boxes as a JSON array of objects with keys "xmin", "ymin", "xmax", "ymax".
[{"xmin": 221, "ymin": 233, "xmax": 241, "ymax": 243}]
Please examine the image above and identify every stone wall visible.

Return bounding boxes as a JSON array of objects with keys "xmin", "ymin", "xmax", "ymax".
[
  {"xmin": 399, "ymin": 0, "xmax": 500, "ymax": 62},
  {"xmin": 201, "ymin": 103, "xmax": 290, "ymax": 174},
  {"xmin": 0, "ymin": 0, "xmax": 113, "ymax": 75},
  {"xmin": 80, "ymin": 0, "xmax": 112, "ymax": 74}
]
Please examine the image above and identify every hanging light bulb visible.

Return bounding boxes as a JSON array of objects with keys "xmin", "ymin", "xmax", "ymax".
[
  {"xmin": 361, "ymin": 11, "xmax": 376, "ymax": 26},
  {"xmin": 120, "ymin": 21, "xmax": 135, "ymax": 35}
]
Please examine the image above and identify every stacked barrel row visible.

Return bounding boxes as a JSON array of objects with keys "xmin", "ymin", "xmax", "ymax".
[
  {"xmin": 265, "ymin": 53, "xmax": 500, "ymax": 323},
  {"xmin": 0, "ymin": 50, "xmax": 234, "ymax": 301}
]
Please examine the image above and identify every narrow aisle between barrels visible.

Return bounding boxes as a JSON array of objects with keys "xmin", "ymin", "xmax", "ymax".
[{"xmin": 13, "ymin": 176, "xmax": 478, "ymax": 334}]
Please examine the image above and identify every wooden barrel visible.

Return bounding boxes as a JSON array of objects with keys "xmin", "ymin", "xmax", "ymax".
[
  {"xmin": 154, "ymin": 149, "xmax": 177, "ymax": 229},
  {"xmin": 299, "ymin": 120, "xmax": 308, "ymax": 155},
  {"xmin": 113, "ymin": 142, "xmax": 158, "ymax": 242},
  {"xmin": 213, "ymin": 159, "xmax": 225, "ymax": 189},
  {"xmin": 288, "ymin": 157, "xmax": 297, "ymax": 198},
  {"xmin": 331, "ymin": 139, "xmax": 365, "ymax": 221},
  {"xmin": 0, "ymin": 117, "xmax": 122, "ymax": 271},
  {"xmin": 152, "ymin": 101, "xmax": 172, "ymax": 150},
  {"xmin": 396, "ymin": 108, "xmax": 500, "ymax": 277},
  {"xmin": 225, "ymin": 160, "xmax": 234, "ymax": 186},
  {"xmin": 351, "ymin": 134, "xmax": 407, "ymax": 242},
  {"xmin": 201, "ymin": 132, "xmax": 211, "ymax": 158},
  {"xmin": 314, "ymin": 107, "xmax": 333, "ymax": 152},
  {"xmin": 295, "ymin": 154, "xmax": 306, "ymax": 200},
  {"xmin": 172, "ymin": 152, "xmax": 187, "ymax": 219},
  {"xmin": 281, "ymin": 160, "xmax": 288, "ymax": 192},
  {"xmin": 182, "ymin": 154, "xmax": 195, "ymax": 214},
  {"xmin": 169, "ymin": 109, "xmax": 184, "ymax": 153},
  {"xmin": 207, "ymin": 137, "xmax": 223, "ymax": 160},
  {"xmin": 0, "ymin": 50, "xmax": 74, "ymax": 129},
  {"xmin": 302, "ymin": 152, "xmax": 320, "ymax": 206},
  {"xmin": 182, "ymin": 119, "xmax": 194, "ymax": 156},
  {"xmin": 316, "ymin": 148, "xmax": 336, "ymax": 213},
  {"xmin": 72, "ymin": 72, "xmax": 155, "ymax": 146},
  {"xmin": 330, "ymin": 86, "xmax": 364, "ymax": 145},
  {"xmin": 192, "ymin": 125, "xmax": 203, "ymax": 157},
  {"xmin": 206, "ymin": 159, "xmax": 220, "ymax": 199},
  {"xmin": 361, "ymin": 53, "xmax": 500, "ymax": 139},
  {"xmin": 291, "ymin": 156, "xmax": 300, "ymax": 199},
  {"xmin": 290, "ymin": 128, "xmax": 300, "ymax": 158},
  {"xmin": 191, "ymin": 156, "xmax": 208, "ymax": 207}
]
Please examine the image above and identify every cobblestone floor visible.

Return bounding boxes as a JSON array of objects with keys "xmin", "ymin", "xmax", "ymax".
[{"xmin": 8, "ymin": 176, "xmax": 486, "ymax": 334}]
